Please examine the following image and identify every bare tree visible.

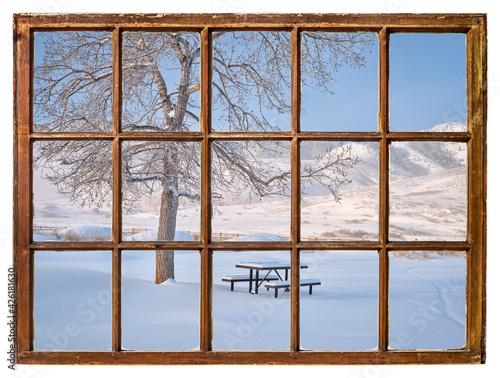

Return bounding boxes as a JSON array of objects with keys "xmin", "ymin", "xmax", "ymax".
[{"xmin": 34, "ymin": 31, "xmax": 373, "ymax": 283}]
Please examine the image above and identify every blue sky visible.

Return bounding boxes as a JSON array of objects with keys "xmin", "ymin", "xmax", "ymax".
[
  {"xmin": 302, "ymin": 32, "xmax": 467, "ymax": 132},
  {"xmin": 301, "ymin": 33, "xmax": 379, "ymax": 132},
  {"xmin": 389, "ymin": 33, "xmax": 467, "ymax": 131}
]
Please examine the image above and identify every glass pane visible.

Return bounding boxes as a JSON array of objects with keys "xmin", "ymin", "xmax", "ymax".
[
  {"xmin": 34, "ymin": 32, "xmax": 113, "ymax": 132},
  {"xmin": 389, "ymin": 33, "xmax": 467, "ymax": 132},
  {"xmin": 389, "ymin": 251, "xmax": 466, "ymax": 349},
  {"xmin": 34, "ymin": 251, "xmax": 112, "ymax": 350},
  {"xmin": 212, "ymin": 32, "xmax": 291, "ymax": 131},
  {"xmin": 122, "ymin": 32, "xmax": 201, "ymax": 132},
  {"xmin": 122, "ymin": 141, "xmax": 201, "ymax": 241},
  {"xmin": 212, "ymin": 141, "xmax": 291, "ymax": 241},
  {"xmin": 389, "ymin": 142, "xmax": 467, "ymax": 241},
  {"xmin": 213, "ymin": 250, "xmax": 290, "ymax": 351},
  {"xmin": 122, "ymin": 250, "xmax": 199, "ymax": 350},
  {"xmin": 301, "ymin": 32, "xmax": 378, "ymax": 131},
  {"xmin": 300, "ymin": 251, "xmax": 378, "ymax": 350},
  {"xmin": 33, "ymin": 141, "xmax": 112, "ymax": 242},
  {"xmin": 301, "ymin": 142, "xmax": 379, "ymax": 241}
]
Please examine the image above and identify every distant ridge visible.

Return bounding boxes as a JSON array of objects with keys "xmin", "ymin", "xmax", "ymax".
[{"xmin": 302, "ymin": 122, "xmax": 467, "ymax": 195}]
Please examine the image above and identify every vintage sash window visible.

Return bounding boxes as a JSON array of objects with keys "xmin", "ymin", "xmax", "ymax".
[{"xmin": 13, "ymin": 13, "xmax": 486, "ymax": 364}]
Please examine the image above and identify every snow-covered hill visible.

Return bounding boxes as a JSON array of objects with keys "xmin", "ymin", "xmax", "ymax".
[
  {"xmin": 305, "ymin": 122, "xmax": 467, "ymax": 191},
  {"xmin": 292, "ymin": 122, "xmax": 468, "ymax": 241},
  {"xmin": 422, "ymin": 122, "xmax": 467, "ymax": 133}
]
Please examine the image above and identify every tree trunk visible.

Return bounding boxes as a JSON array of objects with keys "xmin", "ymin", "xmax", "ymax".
[
  {"xmin": 152, "ymin": 45, "xmax": 192, "ymax": 284},
  {"xmin": 155, "ymin": 143, "xmax": 180, "ymax": 284},
  {"xmin": 155, "ymin": 185, "xmax": 179, "ymax": 284}
]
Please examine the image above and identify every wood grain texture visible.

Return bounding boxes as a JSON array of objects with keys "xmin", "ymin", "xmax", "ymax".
[
  {"xmin": 199, "ymin": 27, "xmax": 213, "ymax": 352},
  {"xmin": 466, "ymin": 21, "xmax": 487, "ymax": 361},
  {"xmin": 17, "ymin": 349, "xmax": 482, "ymax": 365},
  {"xmin": 290, "ymin": 28, "xmax": 301, "ymax": 351},
  {"xmin": 111, "ymin": 27, "xmax": 123, "ymax": 352},
  {"xmin": 378, "ymin": 27, "xmax": 389, "ymax": 352},
  {"xmin": 15, "ymin": 16, "xmax": 33, "ymax": 352},
  {"xmin": 27, "ymin": 131, "xmax": 471, "ymax": 142},
  {"xmin": 17, "ymin": 13, "xmax": 485, "ymax": 29}
]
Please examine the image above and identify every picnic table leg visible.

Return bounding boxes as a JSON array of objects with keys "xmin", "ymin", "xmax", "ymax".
[
  {"xmin": 273, "ymin": 269, "xmax": 283, "ymax": 281},
  {"xmin": 275, "ymin": 288, "xmax": 279, "ymax": 298},
  {"xmin": 248, "ymin": 269, "xmax": 253, "ymax": 293},
  {"xmin": 255, "ymin": 270, "xmax": 260, "ymax": 294},
  {"xmin": 309, "ymin": 285, "xmax": 313, "ymax": 295},
  {"xmin": 284, "ymin": 269, "xmax": 290, "ymax": 291},
  {"xmin": 260, "ymin": 270, "xmax": 272, "ymax": 291}
]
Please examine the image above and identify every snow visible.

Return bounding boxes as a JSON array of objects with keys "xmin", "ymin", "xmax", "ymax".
[
  {"xmin": 121, "ymin": 250, "xmax": 200, "ymax": 350},
  {"xmin": 422, "ymin": 121, "xmax": 467, "ymax": 133},
  {"xmin": 34, "ymin": 248, "xmax": 466, "ymax": 351},
  {"xmin": 58, "ymin": 225, "xmax": 112, "ymax": 238},
  {"xmin": 33, "ymin": 234, "xmax": 60, "ymax": 242},
  {"xmin": 123, "ymin": 229, "xmax": 194, "ymax": 241},
  {"xmin": 228, "ymin": 233, "xmax": 288, "ymax": 242},
  {"xmin": 389, "ymin": 252, "xmax": 466, "ymax": 349},
  {"xmin": 34, "ymin": 252, "xmax": 113, "ymax": 351}
]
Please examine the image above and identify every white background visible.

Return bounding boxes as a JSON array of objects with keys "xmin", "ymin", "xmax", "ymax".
[{"xmin": 0, "ymin": 0, "xmax": 498, "ymax": 377}]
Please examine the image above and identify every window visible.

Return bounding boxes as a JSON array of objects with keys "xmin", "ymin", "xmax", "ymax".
[{"xmin": 13, "ymin": 13, "xmax": 487, "ymax": 365}]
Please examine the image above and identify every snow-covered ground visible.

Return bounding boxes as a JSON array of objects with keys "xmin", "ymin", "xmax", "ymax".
[
  {"xmin": 32, "ymin": 122, "xmax": 468, "ymax": 351},
  {"xmin": 34, "ymin": 242, "xmax": 465, "ymax": 351}
]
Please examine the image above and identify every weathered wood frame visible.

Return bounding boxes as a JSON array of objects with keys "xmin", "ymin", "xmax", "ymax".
[{"xmin": 13, "ymin": 13, "xmax": 487, "ymax": 365}]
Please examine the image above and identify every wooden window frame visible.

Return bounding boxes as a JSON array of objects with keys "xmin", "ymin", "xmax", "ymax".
[{"xmin": 13, "ymin": 13, "xmax": 487, "ymax": 365}]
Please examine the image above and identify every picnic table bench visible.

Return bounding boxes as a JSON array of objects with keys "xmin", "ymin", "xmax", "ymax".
[
  {"xmin": 222, "ymin": 261, "xmax": 322, "ymax": 298},
  {"xmin": 222, "ymin": 274, "xmax": 279, "ymax": 292},
  {"xmin": 265, "ymin": 279, "xmax": 321, "ymax": 298}
]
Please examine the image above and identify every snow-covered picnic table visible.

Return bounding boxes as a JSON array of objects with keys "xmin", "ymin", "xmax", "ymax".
[{"xmin": 233, "ymin": 261, "xmax": 309, "ymax": 294}]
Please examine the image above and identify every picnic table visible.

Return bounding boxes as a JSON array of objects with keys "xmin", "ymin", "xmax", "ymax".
[{"xmin": 234, "ymin": 261, "xmax": 308, "ymax": 294}]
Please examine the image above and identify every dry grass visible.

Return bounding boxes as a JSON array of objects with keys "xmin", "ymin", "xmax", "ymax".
[
  {"xmin": 320, "ymin": 229, "xmax": 377, "ymax": 240},
  {"xmin": 59, "ymin": 229, "xmax": 111, "ymax": 242}
]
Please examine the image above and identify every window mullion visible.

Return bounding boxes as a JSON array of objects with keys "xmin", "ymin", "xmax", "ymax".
[
  {"xmin": 111, "ymin": 26, "xmax": 123, "ymax": 352},
  {"xmin": 200, "ymin": 26, "xmax": 213, "ymax": 352},
  {"xmin": 378, "ymin": 27, "xmax": 390, "ymax": 352},
  {"xmin": 290, "ymin": 27, "xmax": 301, "ymax": 352}
]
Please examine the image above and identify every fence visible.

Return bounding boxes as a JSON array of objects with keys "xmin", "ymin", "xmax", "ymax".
[{"xmin": 33, "ymin": 226, "xmax": 462, "ymax": 243}]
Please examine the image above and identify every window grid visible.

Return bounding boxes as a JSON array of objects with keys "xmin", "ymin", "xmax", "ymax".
[{"xmin": 13, "ymin": 13, "xmax": 486, "ymax": 365}]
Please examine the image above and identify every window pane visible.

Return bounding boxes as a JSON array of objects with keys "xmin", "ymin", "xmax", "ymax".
[
  {"xmin": 389, "ymin": 33, "xmax": 467, "ymax": 132},
  {"xmin": 212, "ymin": 32, "xmax": 291, "ymax": 132},
  {"xmin": 122, "ymin": 141, "xmax": 200, "ymax": 241},
  {"xmin": 122, "ymin": 32, "xmax": 201, "ymax": 132},
  {"xmin": 301, "ymin": 32, "xmax": 379, "ymax": 131},
  {"xmin": 389, "ymin": 251, "xmax": 466, "ymax": 350},
  {"xmin": 211, "ymin": 141, "xmax": 291, "ymax": 241},
  {"xmin": 301, "ymin": 142, "xmax": 379, "ymax": 241},
  {"xmin": 389, "ymin": 142, "xmax": 467, "ymax": 241},
  {"xmin": 34, "ymin": 32, "xmax": 113, "ymax": 132},
  {"xmin": 122, "ymin": 250, "xmax": 200, "ymax": 350},
  {"xmin": 213, "ymin": 251, "xmax": 290, "ymax": 351},
  {"xmin": 33, "ymin": 141, "xmax": 112, "ymax": 242},
  {"xmin": 34, "ymin": 251, "xmax": 112, "ymax": 350},
  {"xmin": 300, "ymin": 251, "xmax": 378, "ymax": 351}
]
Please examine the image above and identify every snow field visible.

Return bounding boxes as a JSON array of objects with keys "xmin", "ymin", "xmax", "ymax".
[{"xmin": 33, "ymin": 240, "xmax": 466, "ymax": 351}]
